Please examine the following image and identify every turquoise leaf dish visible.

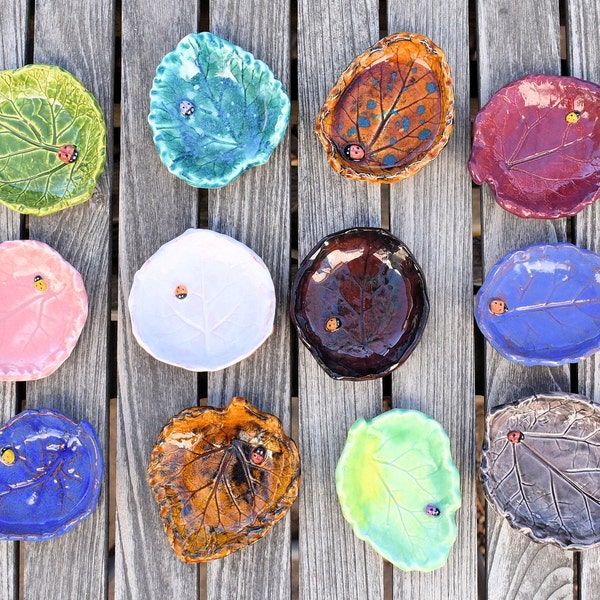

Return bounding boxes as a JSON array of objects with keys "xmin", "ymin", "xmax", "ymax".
[
  {"xmin": 148, "ymin": 32, "xmax": 290, "ymax": 188},
  {"xmin": 335, "ymin": 409, "xmax": 461, "ymax": 572}
]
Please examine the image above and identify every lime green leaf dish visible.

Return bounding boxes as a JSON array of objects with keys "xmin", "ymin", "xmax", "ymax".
[
  {"xmin": 335, "ymin": 409, "xmax": 461, "ymax": 571},
  {"xmin": 148, "ymin": 32, "xmax": 290, "ymax": 188},
  {"xmin": 0, "ymin": 64, "xmax": 106, "ymax": 215}
]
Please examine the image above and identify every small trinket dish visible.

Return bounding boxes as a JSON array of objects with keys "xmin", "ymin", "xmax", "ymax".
[
  {"xmin": 129, "ymin": 228, "xmax": 276, "ymax": 371},
  {"xmin": 469, "ymin": 74, "xmax": 600, "ymax": 218},
  {"xmin": 0, "ymin": 240, "xmax": 88, "ymax": 381},
  {"xmin": 148, "ymin": 396, "xmax": 300, "ymax": 562},
  {"xmin": 315, "ymin": 32, "xmax": 454, "ymax": 183},
  {"xmin": 290, "ymin": 227, "xmax": 428, "ymax": 380},
  {"xmin": 481, "ymin": 392, "xmax": 600, "ymax": 549},
  {"xmin": 0, "ymin": 408, "xmax": 103, "ymax": 540},
  {"xmin": 475, "ymin": 242, "xmax": 600, "ymax": 366},
  {"xmin": 0, "ymin": 64, "xmax": 106, "ymax": 215},
  {"xmin": 148, "ymin": 32, "xmax": 290, "ymax": 188},
  {"xmin": 336, "ymin": 409, "xmax": 461, "ymax": 571}
]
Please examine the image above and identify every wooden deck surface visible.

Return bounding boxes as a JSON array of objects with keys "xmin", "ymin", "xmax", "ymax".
[{"xmin": 1, "ymin": 1, "xmax": 598, "ymax": 598}]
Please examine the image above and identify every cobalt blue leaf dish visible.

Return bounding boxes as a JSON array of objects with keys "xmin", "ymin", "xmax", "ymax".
[
  {"xmin": 0, "ymin": 408, "xmax": 103, "ymax": 540},
  {"xmin": 475, "ymin": 242, "xmax": 600, "ymax": 366},
  {"xmin": 148, "ymin": 32, "xmax": 290, "ymax": 188}
]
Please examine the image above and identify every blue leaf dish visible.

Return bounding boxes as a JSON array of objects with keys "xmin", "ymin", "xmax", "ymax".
[
  {"xmin": 0, "ymin": 408, "xmax": 103, "ymax": 540},
  {"xmin": 148, "ymin": 32, "xmax": 290, "ymax": 188},
  {"xmin": 475, "ymin": 242, "xmax": 600, "ymax": 366}
]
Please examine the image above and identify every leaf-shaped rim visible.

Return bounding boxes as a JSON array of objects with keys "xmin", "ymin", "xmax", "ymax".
[
  {"xmin": 0, "ymin": 64, "xmax": 106, "ymax": 215},
  {"xmin": 128, "ymin": 228, "xmax": 276, "ymax": 372},
  {"xmin": 147, "ymin": 397, "xmax": 300, "ymax": 562},
  {"xmin": 0, "ymin": 239, "xmax": 88, "ymax": 381},
  {"xmin": 475, "ymin": 242, "xmax": 600, "ymax": 366},
  {"xmin": 481, "ymin": 392, "xmax": 600, "ymax": 549},
  {"xmin": 315, "ymin": 32, "xmax": 454, "ymax": 183},
  {"xmin": 0, "ymin": 407, "xmax": 103, "ymax": 541},
  {"xmin": 335, "ymin": 409, "xmax": 461, "ymax": 571},
  {"xmin": 468, "ymin": 74, "xmax": 600, "ymax": 219},
  {"xmin": 290, "ymin": 227, "xmax": 429, "ymax": 380},
  {"xmin": 148, "ymin": 32, "xmax": 290, "ymax": 188}
]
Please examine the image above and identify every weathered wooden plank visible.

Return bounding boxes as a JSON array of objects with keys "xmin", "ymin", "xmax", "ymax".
[
  {"xmin": 116, "ymin": 3, "xmax": 200, "ymax": 599},
  {"xmin": 207, "ymin": 0, "xmax": 293, "ymax": 598},
  {"xmin": 387, "ymin": 3, "xmax": 476, "ymax": 599},
  {"xmin": 297, "ymin": 2, "xmax": 384, "ymax": 599},
  {"xmin": 475, "ymin": 2, "xmax": 574, "ymax": 598},
  {"xmin": 566, "ymin": 2, "xmax": 600, "ymax": 597},
  {"xmin": 16, "ymin": 2, "xmax": 113, "ymax": 598},
  {"xmin": 0, "ymin": 2, "xmax": 27, "ymax": 597}
]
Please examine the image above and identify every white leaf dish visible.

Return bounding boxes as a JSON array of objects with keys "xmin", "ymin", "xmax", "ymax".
[{"xmin": 128, "ymin": 229, "xmax": 276, "ymax": 371}]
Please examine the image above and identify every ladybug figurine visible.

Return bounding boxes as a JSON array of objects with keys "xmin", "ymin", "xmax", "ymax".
[
  {"xmin": 57, "ymin": 145, "xmax": 78, "ymax": 164},
  {"xmin": 179, "ymin": 100, "xmax": 195, "ymax": 117}
]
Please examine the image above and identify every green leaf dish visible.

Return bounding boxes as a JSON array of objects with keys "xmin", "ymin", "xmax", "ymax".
[
  {"xmin": 335, "ymin": 409, "xmax": 461, "ymax": 572},
  {"xmin": 148, "ymin": 32, "xmax": 290, "ymax": 188},
  {"xmin": 0, "ymin": 64, "xmax": 106, "ymax": 215}
]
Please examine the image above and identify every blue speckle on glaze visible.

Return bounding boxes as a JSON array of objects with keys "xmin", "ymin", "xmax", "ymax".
[
  {"xmin": 402, "ymin": 116, "xmax": 410, "ymax": 131},
  {"xmin": 418, "ymin": 129, "xmax": 432, "ymax": 140},
  {"xmin": 0, "ymin": 408, "xmax": 103, "ymax": 541},
  {"xmin": 412, "ymin": 67, "xmax": 418, "ymax": 73},
  {"xmin": 426, "ymin": 82, "xmax": 437, "ymax": 94},
  {"xmin": 148, "ymin": 32, "xmax": 291, "ymax": 188},
  {"xmin": 367, "ymin": 99, "xmax": 377, "ymax": 110},
  {"xmin": 391, "ymin": 72, "xmax": 398, "ymax": 80},
  {"xmin": 348, "ymin": 126, "xmax": 358, "ymax": 137},
  {"xmin": 357, "ymin": 116, "xmax": 371, "ymax": 128},
  {"xmin": 475, "ymin": 243, "xmax": 600, "ymax": 366},
  {"xmin": 383, "ymin": 154, "xmax": 396, "ymax": 166},
  {"xmin": 417, "ymin": 105, "xmax": 426, "ymax": 115}
]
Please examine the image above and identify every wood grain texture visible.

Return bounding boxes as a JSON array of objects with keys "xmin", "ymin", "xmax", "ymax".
[
  {"xmin": 387, "ymin": 3, "xmax": 476, "ymax": 598},
  {"xmin": 206, "ymin": 1, "xmax": 293, "ymax": 598},
  {"xmin": 475, "ymin": 2, "xmax": 574, "ymax": 598},
  {"xmin": 17, "ymin": 2, "xmax": 113, "ymax": 598},
  {"xmin": 0, "ymin": 2, "xmax": 27, "ymax": 598},
  {"xmin": 297, "ymin": 1, "xmax": 384, "ymax": 599},
  {"xmin": 566, "ymin": 2, "xmax": 600, "ymax": 597},
  {"xmin": 116, "ymin": 3, "xmax": 199, "ymax": 599}
]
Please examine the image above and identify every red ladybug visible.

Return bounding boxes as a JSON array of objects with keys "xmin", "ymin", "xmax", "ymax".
[
  {"xmin": 250, "ymin": 446, "xmax": 266, "ymax": 465},
  {"xmin": 57, "ymin": 145, "xmax": 78, "ymax": 163},
  {"xmin": 507, "ymin": 430, "xmax": 524, "ymax": 444}
]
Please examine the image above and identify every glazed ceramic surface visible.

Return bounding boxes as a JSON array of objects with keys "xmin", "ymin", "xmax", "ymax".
[
  {"xmin": 336, "ymin": 409, "xmax": 461, "ymax": 571},
  {"xmin": 129, "ymin": 228, "xmax": 276, "ymax": 371},
  {"xmin": 147, "ymin": 397, "xmax": 300, "ymax": 562},
  {"xmin": 315, "ymin": 32, "xmax": 454, "ymax": 183},
  {"xmin": 476, "ymin": 242, "xmax": 600, "ymax": 366},
  {"xmin": 0, "ymin": 240, "xmax": 88, "ymax": 381},
  {"xmin": 481, "ymin": 392, "xmax": 600, "ymax": 549},
  {"xmin": 0, "ymin": 408, "xmax": 103, "ymax": 540},
  {"xmin": 148, "ymin": 32, "xmax": 290, "ymax": 188},
  {"xmin": 469, "ymin": 74, "xmax": 600, "ymax": 218},
  {"xmin": 290, "ymin": 227, "xmax": 428, "ymax": 380},
  {"xmin": 0, "ymin": 64, "xmax": 106, "ymax": 215}
]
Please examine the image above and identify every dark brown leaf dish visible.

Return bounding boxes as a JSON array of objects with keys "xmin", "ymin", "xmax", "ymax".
[
  {"xmin": 481, "ymin": 392, "xmax": 600, "ymax": 549},
  {"xmin": 315, "ymin": 32, "xmax": 454, "ymax": 183},
  {"xmin": 147, "ymin": 397, "xmax": 300, "ymax": 562},
  {"xmin": 290, "ymin": 227, "xmax": 429, "ymax": 380}
]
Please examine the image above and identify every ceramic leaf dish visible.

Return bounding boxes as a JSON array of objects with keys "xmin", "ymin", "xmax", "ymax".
[
  {"xmin": 0, "ymin": 64, "xmax": 106, "ymax": 215},
  {"xmin": 148, "ymin": 32, "xmax": 290, "ymax": 188}
]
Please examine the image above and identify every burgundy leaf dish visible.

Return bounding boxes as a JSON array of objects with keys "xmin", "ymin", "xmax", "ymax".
[
  {"xmin": 469, "ymin": 74, "xmax": 600, "ymax": 218},
  {"xmin": 290, "ymin": 228, "xmax": 428, "ymax": 380}
]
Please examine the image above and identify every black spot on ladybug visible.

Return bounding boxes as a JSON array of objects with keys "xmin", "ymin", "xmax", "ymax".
[{"xmin": 250, "ymin": 446, "xmax": 266, "ymax": 465}]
